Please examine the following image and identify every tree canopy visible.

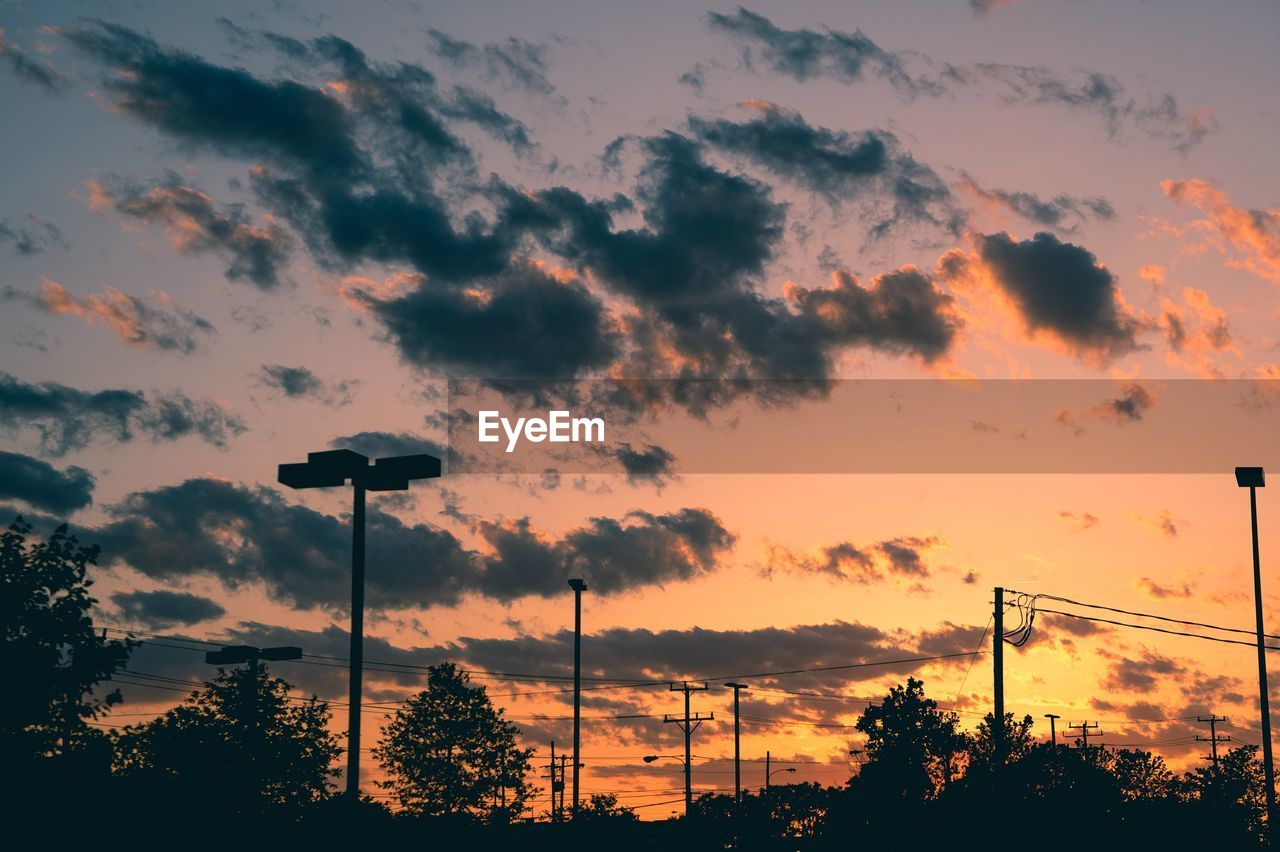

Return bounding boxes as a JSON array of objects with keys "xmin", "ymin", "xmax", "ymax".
[{"xmin": 374, "ymin": 662, "xmax": 534, "ymax": 821}]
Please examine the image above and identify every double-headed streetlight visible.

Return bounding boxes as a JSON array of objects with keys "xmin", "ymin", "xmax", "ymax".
[
  {"xmin": 278, "ymin": 448, "xmax": 441, "ymax": 798},
  {"xmin": 1237, "ymin": 466, "xmax": 1274, "ymax": 825}
]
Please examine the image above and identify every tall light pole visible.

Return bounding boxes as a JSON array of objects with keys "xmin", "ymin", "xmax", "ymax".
[
  {"xmin": 279, "ymin": 449, "xmax": 441, "ymax": 799},
  {"xmin": 1237, "ymin": 466, "xmax": 1274, "ymax": 826},
  {"xmin": 724, "ymin": 682, "xmax": 748, "ymax": 802},
  {"xmin": 567, "ymin": 578, "xmax": 587, "ymax": 817}
]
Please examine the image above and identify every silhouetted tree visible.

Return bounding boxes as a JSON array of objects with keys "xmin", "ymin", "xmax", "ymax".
[
  {"xmin": 1, "ymin": 517, "xmax": 133, "ymax": 775},
  {"xmin": 114, "ymin": 664, "xmax": 339, "ymax": 815},
  {"xmin": 853, "ymin": 677, "xmax": 964, "ymax": 803},
  {"xmin": 577, "ymin": 792, "xmax": 638, "ymax": 822},
  {"xmin": 1182, "ymin": 744, "xmax": 1266, "ymax": 840},
  {"xmin": 374, "ymin": 662, "xmax": 533, "ymax": 821}
]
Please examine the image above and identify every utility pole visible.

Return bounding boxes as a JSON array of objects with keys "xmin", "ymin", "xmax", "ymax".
[
  {"xmin": 1236, "ymin": 466, "xmax": 1275, "ymax": 827},
  {"xmin": 765, "ymin": 750, "xmax": 770, "ymax": 792},
  {"xmin": 568, "ymin": 579, "xmax": 587, "ymax": 818},
  {"xmin": 664, "ymin": 682, "xmax": 712, "ymax": 815},
  {"xmin": 993, "ymin": 587, "xmax": 1005, "ymax": 767},
  {"xmin": 1068, "ymin": 721, "xmax": 1102, "ymax": 751},
  {"xmin": 558, "ymin": 754, "xmax": 570, "ymax": 816},
  {"xmin": 725, "ymin": 682, "xmax": 749, "ymax": 802},
  {"xmin": 1196, "ymin": 714, "xmax": 1232, "ymax": 770},
  {"xmin": 1044, "ymin": 713, "xmax": 1061, "ymax": 747},
  {"xmin": 546, "ymin": 740, "xmax": 559, "ymax": 822}
]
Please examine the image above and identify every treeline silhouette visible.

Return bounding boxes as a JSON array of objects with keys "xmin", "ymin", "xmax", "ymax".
[{"xmin": 3, "ymin": 517, "xmax": 1270, "ymax": 848}]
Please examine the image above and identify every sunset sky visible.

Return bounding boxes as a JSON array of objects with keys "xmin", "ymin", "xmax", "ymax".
[{"xmin": 2, "ymin": 0, "xmax": 1280, "ymax": 816}]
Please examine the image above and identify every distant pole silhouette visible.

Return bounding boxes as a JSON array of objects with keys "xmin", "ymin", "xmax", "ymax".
[
  {"xmin": 278, "ymin": 449, "xmax": 441, "ymax": 799},
  {"xmin": 568, "ymin": 578, "xmax": 587, "ymax": 818},
  {"xmin": 547, "ymin": 740, "xmax": 558, "ymax": 821},
  {"xmin": 1068, "ymin": 721, "xmax": 1102, "ymax": 750},
  {"xmin": 765, "ymin": 750, "xmax": 770, "ymax": 792},
  {"xmin": 1196, "ymin": 714, "xmax": 1232, "ymax": 770},
  {"xmin": 1236, "ymin": 466, "xmax": 1275, "ymax": 827},
  {"xmin": 993, "ymin": 587, "xmax": 1005, "ymax": 767},
  {"xmin": 558, "ymin": 754, "xmax": 569, "ymax": 816},
  {"xmin": 724, "ymin": 682, "xmax": 749, "ymax": 802},
  {"xmin": 664, "ymin": 682, "xmax": 712, "ymax": 815},
  {"xmin": 1045, "ymin": 713, "xmax": 1060, "ymax": 747}
]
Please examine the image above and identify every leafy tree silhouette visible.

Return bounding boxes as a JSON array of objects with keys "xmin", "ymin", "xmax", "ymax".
[
  {"xmin": 853, "ymin": 676, "xmax": 965, "ymax": 803},
  {"xmin": 577, "ymin": 792, "xmax": 639, "ymax": 822},
  {"xmin": 374, "ymin": 662, "xmax": 533, "ymax": 821},
  {"xmin": 1, "ymin": 516, "xmax": 134, "ymax": 777},
  {"xmin": 114, "ymin": 664, "xmax": 340, "ymax": 816}
]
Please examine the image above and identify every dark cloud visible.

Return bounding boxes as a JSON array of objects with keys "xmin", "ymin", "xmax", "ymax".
[
  {"xmin": 785, "ymin": 267, "xmax": 958, "ymax": 363},
  {"xmin": 96, "ymin": 175, "xmax": 293, "ymax": 289},
  {"xmin": 611, "ymin": 443, "xmax": 677, "ymax": 483},
  {"xmin": 3, "ymin": 279, "xmax": 215, "ymax": 354},
  {"xmin": 65, "ymin": 21, "xmax": 958, "ymax": 410},
  {"xmin": 706, "ymin": 8, "xmax": 1214, "ymax": 151},
  {"xmin": 514, "ymin": 133, "xmax": 957, "ymax": 387},
  {"xmin": 112, "ymin": 616, "xmax": 981, "ymax": 710},
  {"xmin": 473, "ymin": 508, "xmax": 735, "ymax": 598},
  {"xmin": 1090, "ymin": 382, "xmax": 1153, "ymax": 424},
  {"xmin": 706, "ymin": 8, "xmax": 933, "ymax": 98},
  {"xmin": 958, "ymin": 173, "xmax": 1114, "ymax": 233},
  {"xmin": 110, "ymin": 589, "xmax": 226, "ymax": 629},
  {"xmin": 352, "ymin": 263, "xmax": 619, "ymax": 379},
  {"xmin": 0, "ymin": 215, "xmax": 68, "ymax": 255},
  {"xmin": 690, "ymin": 105, "xmax": 964, "ymax": 237},
  {"xmin": 0, "ymin": 371, "xmax": 246, "ymax": 456},
  {"xmin": 1102, "ymin": 649, "xmax": 1185, "ymax": 693},
  {"xmin": 454, "ymin": 619, "xmax": 982, "ymax": 691},
  {"xmin": 426, "ymin": 28, "xmax": 559, "ymax": 99},
  {"xmin": 255, "ymin": 364, "xmax": 355, "ymax": 406},
  {"xmin": 769, "ymin": 535, "xmax": 940, "ymax": 583},
  {"xmin": 64, "ymin": 20, "xmax": 364, "ymax": 176},
  {"xmin": 941, "ymin": 63, "xmax": 1216, "ymax": 154},
  {"xmin": 329, "ymin": 431, "xmax": 447, "ymax": 460},
  {"xmin": 0, "ymin": 450, "xmax": 95, "ymax": 514},
  {"xmin": 89, "ymin": 478, "xmax": 733, "ymax": 610},
  {"xmin": 0, "ymin": 28, "xmax": 67, "ymax": 92},
  {"xmin": 971, "ymin": 231, "xmax": 1143, "ymax": 361}
]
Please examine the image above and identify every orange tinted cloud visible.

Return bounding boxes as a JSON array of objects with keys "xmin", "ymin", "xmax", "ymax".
[
  {"xmin": 1161, "ymin": 178, "xmax": 1280, "ymax": 283},
  {"xmin": 6, "ymin": 278, "xmax": 214, "ymax": 353}
]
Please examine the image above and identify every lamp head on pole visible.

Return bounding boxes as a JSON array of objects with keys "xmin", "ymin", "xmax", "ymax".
[
  {"xmin": 568, "ymin": 578, "xmax": 587, "ymax": 592},
  {"xmin": 1237, "ymin": 467, "xmax": 1266, "ymax": 489}
]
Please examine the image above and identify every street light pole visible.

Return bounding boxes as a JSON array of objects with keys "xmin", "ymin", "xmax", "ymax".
[
  {"xmin": 1237, "ymin": 466, "xmax": 1274, "ymax": 827},
  {"xmin": 568, "ymin": 578, "xmax": 587, "ymax": 818},
  {"xmin": 724, "ymin": 682, "xmax": 748, "ymax": 802},
  {"xmin": 279, "ymin": 449, "xmax": 441, "ymax": 799},
  {"xmin": 347, "ymin": 478, "xmax": 366, "ymax": 801}
]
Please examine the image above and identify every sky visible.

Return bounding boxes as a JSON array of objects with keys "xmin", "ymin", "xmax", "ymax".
[{"xmin": 2, "ymin": 0, "xmax": 1280, "ymax": 817}]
